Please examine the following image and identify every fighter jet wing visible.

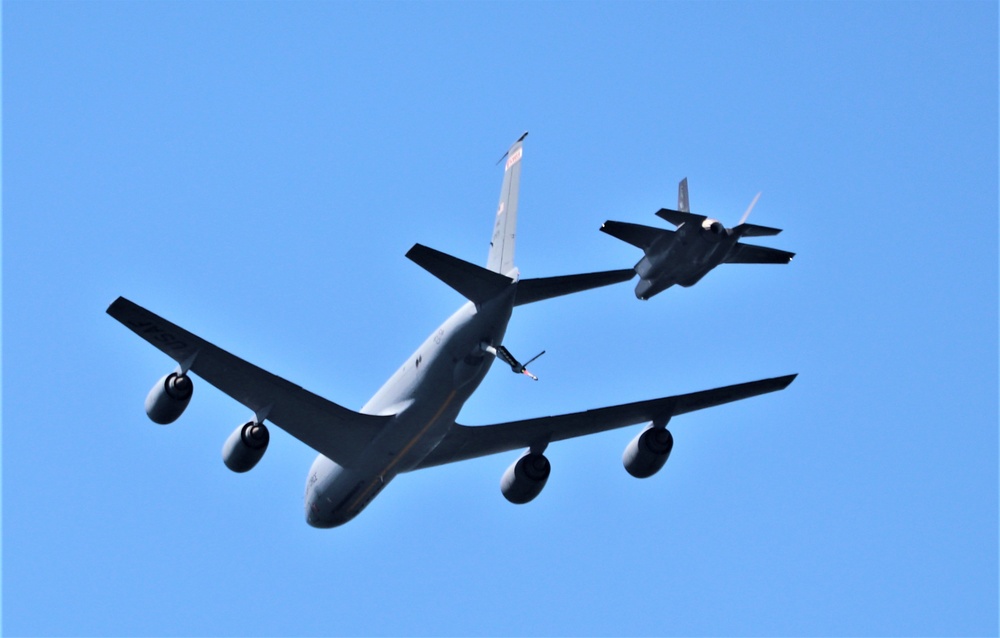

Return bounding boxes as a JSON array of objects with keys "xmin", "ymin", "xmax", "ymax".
[
  {"xmin": 410, "ymin": 374, "xmax": 796, "ymax": 470},
  {"xmin": 725, "ymin": 243, "xmax": 795, "ymax": 264},
  {"xmin": 107, "ymin": 297, "xmax": 390, "ymax": 468}
]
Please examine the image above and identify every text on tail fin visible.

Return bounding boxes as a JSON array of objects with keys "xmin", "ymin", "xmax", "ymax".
[{"xmin": 487, "ymin": 134, "xmax": 526, "ymax": 276}]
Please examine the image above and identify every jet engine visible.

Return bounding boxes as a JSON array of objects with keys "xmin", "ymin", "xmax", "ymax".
[
  {"xmin": 145, "ymin": 372, "xmax": 193, "ymax": 424},
  {"xmin": 501, "ymin": 452, "xmax": 551, "ymax": 504},
  {"xmin": 623, "ymin": 425, "xmax": 673, "ymax": 478},
  {"xmin": 702, "ymin": 218, "xmax": 727, "ymax": 237},
  {"xmin": 222, "ymin": 421, "xmax": 270, "ymax": 473}
]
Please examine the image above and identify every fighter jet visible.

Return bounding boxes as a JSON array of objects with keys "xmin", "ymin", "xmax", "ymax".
[
  {"xmin": 108, "ymin": 137, "xmax": 795, "ymax": 528},
  {"xmin": 601, "ymin": 178, "xmax": 795, "ymax": 300}
]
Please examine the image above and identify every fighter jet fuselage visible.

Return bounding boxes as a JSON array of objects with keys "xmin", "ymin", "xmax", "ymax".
[
  {"xmin": 603, "ymin": 178, "xmax": 794, "ymax": 300},
  {"xmin": 633, "ymin": 220, "xmax": 742, "ymax": 298}
]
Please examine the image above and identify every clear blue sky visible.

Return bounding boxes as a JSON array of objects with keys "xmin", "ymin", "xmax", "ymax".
[{"xmin": 4, "ymin": 2, "xmax": 997, "ymax": 636}]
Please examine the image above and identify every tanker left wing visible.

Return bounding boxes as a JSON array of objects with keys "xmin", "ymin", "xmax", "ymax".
[{"xmin": 411, "ymin": 374, "xmax": 796, "ymax": 470}]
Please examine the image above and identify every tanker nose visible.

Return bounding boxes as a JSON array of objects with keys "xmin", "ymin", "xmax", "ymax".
[
  {"xmin": 304, "ymin": 489, "xmax": 353, "ymax": 528},
  {"xmin": 304, "ymin": 479, "xmax": 330, "ymax": 528},
  {"xmin": 305, "ymin": 496, "xmax": 337, "ymax": 528},
  {"xmin": 305, "ymin": 502, "xmax": 351, "ymax": 528}
]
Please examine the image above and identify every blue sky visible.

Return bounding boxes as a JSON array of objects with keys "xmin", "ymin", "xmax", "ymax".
[{"xmin": 4, "ymin": 2, "xmax": 997, "ymax": 636}]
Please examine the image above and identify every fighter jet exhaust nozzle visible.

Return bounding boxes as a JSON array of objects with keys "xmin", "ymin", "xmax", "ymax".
[
  {"xmin": 145, "ymin": 372, "xmax": 193, "ymax": 424},
  {"xmin": 623, "ymin": 425, "xmax": 673, "ymax": 479},
  {"xmin": 222, "ymin": 421, "xmax": 270, "ymax": 473},
  {"xmin": 501, "ymin": 452, "xmax": 551, "ymax": 504},
  {"xmin": 703, "ymin": 219, "xmax": 728, "ymax": 236}
]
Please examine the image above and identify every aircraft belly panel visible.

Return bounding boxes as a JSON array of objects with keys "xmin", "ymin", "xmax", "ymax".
[{"xmin": 306, "ymin": 386, "xmax": 472, "ymax": 527}]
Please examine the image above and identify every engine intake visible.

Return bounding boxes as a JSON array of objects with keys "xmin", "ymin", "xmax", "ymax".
[
  {"xmin": 623, "ymin": 425, "xmax": 673, "ymax": 478},
  {"xmin": 222, "ymin": 421, "xmax": 270, "ymax": 473},
  {"xmin": 501, "ymin": 452, "xmax": 551, "ymax": 504},
  {"xmin": 145, "ymin": 372, "xmax": 193, "ymax": 424}
]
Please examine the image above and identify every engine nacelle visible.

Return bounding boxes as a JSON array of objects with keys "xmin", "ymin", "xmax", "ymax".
[
  {"xmin": 501, "ymin": 452, "xmax": 551, "ymax": 504},
  {"xmin": 145, "ymin": 373, "xmax": 193, "ymax": 425},
  {"xmin": 222, "ymin": 421, "xmax": 270, "ymax": 473},
  {"xmin": 623, "ymin": 425, "xmax": 674, "ymax": 478}
]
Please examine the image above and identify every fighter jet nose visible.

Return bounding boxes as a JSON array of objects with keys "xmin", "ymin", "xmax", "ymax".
[{"xmin": 635, "ymin": 280, "xmax": 652, "ymax": 300}]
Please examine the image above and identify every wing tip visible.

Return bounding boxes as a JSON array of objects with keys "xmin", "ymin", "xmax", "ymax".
[
  {"xmin": 774, "ymin": 373, "xmax": 798, "ymax": 390},
  {"xmin": 106, "ymin": 295, "xmax": 131, "ymax": 316}
]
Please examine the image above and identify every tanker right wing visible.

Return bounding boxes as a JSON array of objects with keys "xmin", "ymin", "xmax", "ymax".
[
  {"xmin": 411, "ymin": 374, "xmax": 796, "ymax": 469},
  {"xmin": 107, "ymin": 297, "xmax": 390, "ymax": 469}
]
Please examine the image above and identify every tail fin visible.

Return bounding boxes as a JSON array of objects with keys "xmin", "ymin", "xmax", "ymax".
[
  {"xmin": 487, "ymin": 132, "xmax": 527, "ymax": 277},
  {"xmin": 677, "ymin": 178, "xmax": 690, "ymax": 212}
]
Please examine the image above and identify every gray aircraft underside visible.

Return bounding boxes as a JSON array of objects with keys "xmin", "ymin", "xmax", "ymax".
[
  {"xmin": 108, "ymin": 136, "xmax": 796, "ymax": 528},
  {"xmin": 601, "ymin": 178, "xmax": 795, "ymax": 300}
]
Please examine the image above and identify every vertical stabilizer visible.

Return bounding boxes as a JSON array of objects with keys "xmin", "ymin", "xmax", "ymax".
[
  {"xmin": 677, "ymin": 177, "xmax": 690, "ymax": 213},
  {"xmin": 487, "ymin": 132, "xmax": 527, "ymax": 276}
]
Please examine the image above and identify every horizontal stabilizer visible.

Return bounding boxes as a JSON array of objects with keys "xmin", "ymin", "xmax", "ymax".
[
  {"xmin": 726, "ymin": 243, "xmax": 795, "ymax": 264},
  {"xmin": 600, "ymin": 220, "xmax": 674, "ymax": 250},
  {"xmin": 514, "ymin": 269, "xmax": 635, "ymax": 306},
  {"xmin": 734, "ymin": 222, "xmax": 783, "ymax": 237},
  {"xmin": 655, "ymin": 208, "xmax": 707, "ymax": 228},
  {"xmin": 406, "ymin": 243, "xmax": 513, "ymax": 304}
]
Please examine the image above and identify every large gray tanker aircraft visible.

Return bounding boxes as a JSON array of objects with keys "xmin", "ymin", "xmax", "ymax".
[
  {"xmin": 108, "ymin": 135, "xmax": 796, "ymax": 528},
  {"xmin": 601, "ymin": 178, "xmax": 795, "ymax": 300}
]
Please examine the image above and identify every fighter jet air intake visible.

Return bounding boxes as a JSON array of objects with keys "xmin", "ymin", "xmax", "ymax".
[{"xmin": 108, "ymin": 135, "xmax": 796, "ymax": 528}]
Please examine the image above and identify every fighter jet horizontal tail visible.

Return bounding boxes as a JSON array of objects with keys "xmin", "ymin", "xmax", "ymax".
[
  {"xmin": 407, "ymin": 243, "xmax": 514, "ymax": 304},
  {"xmin": 655, "ymin": 208, "xmax": 708, "ymax": 228},
  {"xmin": 600, "ymin": 220, "xmax": 674, "ymax": 250},
  {"xmin": 514, "ymin": 269, "xmax": 635, "ymax": 306}
]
